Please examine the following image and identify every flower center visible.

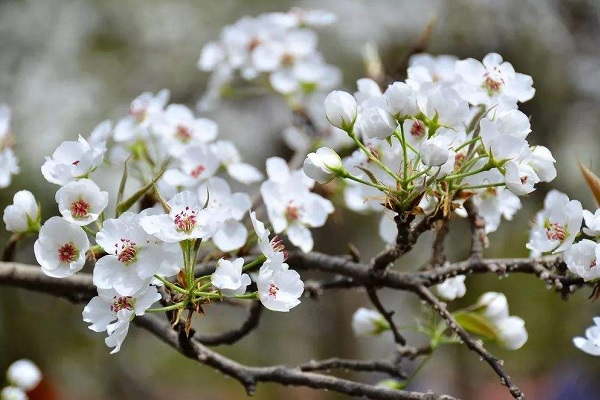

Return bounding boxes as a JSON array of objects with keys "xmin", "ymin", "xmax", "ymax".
[
  {"xmin": 130, "ymin": 104, "xmax": 147, "ymax": 123},
  {"xmin": 520, "ymin": 175, "xmax": 528, "ymax": 185},
  {"xmin": 282, "ymin": 53, "xmax": 295, "ymax": 65},
  {"xmin": 483, "ymin": 74, "xmax": 504, "ymax": 95},
  {"xmin": 70, "ymin": 198, "xmax": 90, "ymax": 219},
  {"xmin": 268, "ymin": 282, "xmax": 279, "ymax": 298},
  {"xmin": 58, "ymin": 243, "xmax": 78, "ymax": 263},
  {"xmin": 545, "ymin": 222, "xmax": 566, "ymax": 241},
  {"xmin": 115, "ymin": 238, "xmax": 138, "ymax": 264},
  {"xmin": 591, "ymin": 260, "xmax": 597, "ymax": 269},
  {"xmin": 72, "ymin": 160, "xmax": 80, "ymax": 166},
  {"xmin": 176, "ymin": 125, "xmax": 192, "ymax": 142},
  {"xmin": 111, "ymin": 296, "xmax": 134, "ymax": 312},
  {"xmin": 285, "ymin": 202, "xmax": 300, "ymax": 221},
  {"xmin": 410, "ymin": 120, "xmax": 426, "ymax": 138},
  {"xmin": 248, "ymin": 37, "xmax": 261, "ymax": 51},
  {"xmin": 190, "ymin": 165, "xmax": 206, "ymax": 178},
  {"xmin": 174, "ymin": 206, "xmax": 198, "ymax": 233}
]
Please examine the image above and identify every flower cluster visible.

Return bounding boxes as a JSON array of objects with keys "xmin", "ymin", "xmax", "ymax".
[
  {"xmin": 1, "ymin": 359, "xmax": 41, "ymax": 400},
  {"xmin": 197, "ymin": 8, "xmax": 340, "ymax": 110},
  {"xmin": 303, "ymin": 53, "xmax": 555, "ymax": 244}
]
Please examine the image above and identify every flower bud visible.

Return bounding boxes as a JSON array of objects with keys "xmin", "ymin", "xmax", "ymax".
[
  {"xmin": 303, "ymin": 147, "xmax": 343, "ymax": 184},
  {"xmin": 434, "ymin": 275, "xmax": 466, "ymax": 301},
  {"xmin": 352, "ymin": 308, "xmax": 389, "ymax": 336},
  {"xmin": 1, "ymin": 387, "xmax": 26, "ymax": 400},
  {"xmin": 6, "ymin": 359, "xmax": 41, "ymax": 391},
  {"xmin": 496, "ymin": 316, "xmax": 528, "ymax": 350},
  {"xmin": 354, "ymin": 107, "xmax": 396, "ymax": 140},
  {"xmin": 3, "ymin": 190, "xmax": 40, "ymax": 233},
  {"xmin": 475, "ymin": 292, "xmax": 509, "ymax": 323},
  {"xmin": 384, "ymin": 82, "xmax": 418, "ymax": 117},
  {"xmin": 420, "ymin": 137, "xmax": 450, "ymax": 166},
  {"xmin": 324, "ymin": 90, "xmax": 357, "ymax": 130}
]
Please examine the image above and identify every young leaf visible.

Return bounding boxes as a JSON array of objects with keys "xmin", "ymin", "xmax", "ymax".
[
  {"xmin": 579, "ymin": 161, "xmax": 600, "ymax": 207},
  {"xmin": 454, "ymin": 311, "xmax": 499, "ymax": 340}
]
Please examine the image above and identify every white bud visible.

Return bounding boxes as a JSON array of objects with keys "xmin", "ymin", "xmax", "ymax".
[
  {"xmin": 351, "ymin": 308, "xmax": 389, "ymax": 336},
  {"xmin": 354, "ymin": 107, "xmax": 396, "ymax": 140},
  {"xmin": 6, "ymin": 359, "xmax": 41, "ymax": 391},
  {"xmin": 3, "ymin": 191, "xmax": 39, "ymax": 233},
  {"xmin": 496, "ymin": 316, "xmax": 528, "ymax": 350},
  {"xmin": 303, "ymin": 147, "xmax": 342, "ymax": 184},
  {"xmin": 420, "ymin": 137, "xmax": 450, "ymax": 166},
  {"xmin": 476, "ymin": 292, "xmax": 509, "ymax": 323},
  {"xmin": 384, "ymin": 82, "xmax": 418, "ymax": 117},
  {"xmin": 324, "ymin": 90, "xmax": 357, "ymax": 130}
]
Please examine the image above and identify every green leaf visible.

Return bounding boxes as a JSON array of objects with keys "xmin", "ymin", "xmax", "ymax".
[
  {"xmin": 356, "ymin": 166, "xmax": 381, "ymax": 186},
  {"xmin": 454, "ymin": 311, "xmax": 499, "ymax": 340},
  {"xmin": 376, "ymin": 379, "xmax": 407, "ymax": 390},
  {"xmin": 116, "ymin": 155, "xmax": 132, "ymax": 207}
]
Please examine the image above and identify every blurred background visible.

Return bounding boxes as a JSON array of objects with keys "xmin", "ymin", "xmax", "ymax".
[{"xmin": 1, "ymin": 0, "xmax": 600, "ymax": 399}]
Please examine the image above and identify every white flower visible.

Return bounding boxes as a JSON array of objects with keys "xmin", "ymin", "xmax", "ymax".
[
  {"xmin": 34, "ymin": 217, "xmax": 89, "ymax": 278},
  {"xmin": 526, "ymin": 190, "xmax": 583, "ymax": 254},
  {"xmin": 114, "ymin": 90, "xmax": 169, "ymax": 144},
  {"xmin": 504, "ymin": 161, "xmax": 539, "ymax": 196},
  {"xmin": 354, "ymin": 106, "xmax": 397, "ymax": 140},
  {"xmin": 261, "ymin": 157, "xmax": 333, "ymax": 252},
  {"xmin": 324, "ymin": 90, "xmax": 357, "ymax": 130},
  {"xmin": 163, "ymin": 143, "xmax": 220, "ymax": 188},
  {"xmin": 55, "ymin": 179, "xmax": 108, "ymax": 226},
  {"xmin": 6, "ymin": 360, "xmax": 41, "ymax": 391},
  {"xmin": 472, "ymin": 187, "xmax": 521, "ymax": 233},
  {"xmin": 0, "ymin": 387, "xmax": 26, "ymax": 400},
  {"xmin": 152, "ymin": 104, "xmax": 218, "ymax": 155},
  {"xmin": 479, "ymin": 118, "xmax": 528, "ymax": 161},
  {"xmin": 417, "ymin": 85, "xmax": 470, "ymax": 130},
  {"xmin": 420, "ymin": 136, "xmax": 450, "ymax": 167},
  {"xmin": 198, "ymin": 177, "xmax": 251, "ymax": 252},
  {"xmin": 563, "ymin": 239, "xmax": 600, "ymax": 282},
  {"xmin": 528, "ymin": 146, "xmax": 556, "ymax": 182},
  {"xmin": 140, "ymin": 190, "xmax": 227, "ymax": 243},
  {"xmin": 257, "ymin": 258, "xmax": 303, "ymax": 312},
  {"xmin": 573, "ymin": 317, "xmax": 600, "ymax": 356},
  {"xmin": 408, "ymin": 54, "xmax": 459, "ymax": 84},
  {"xmin": 210, "ymin": 141, "xmax": 263, "ymax": 184},
  {"xmin": 250, "ymin": 211, "xmax": 286, "ymax": 261},
  {"xmin": 434, "ymin": 276, "xmax": 467, "ymax": 301},
  {"xmin": 475, "ymin": 292, "xmax": 509, "ymax": 323},
  {"xmin": 94, "ymin": 211, "xmax": 182, "ymax": 296},
  {"xmin": 455, "ymin": 53, "xmax": 535, "ymax": 108},
  {"xmin": 303, "ymin": 147, "xmax": 342, "ymax": 184},
  {"xmin": 0, "ymin": 104, "xmax": 19, "ymax": 189},
  {"xmin": 3, "ymin": 191, "xmax": 40, "ymax": 233},
  {"xmin": 212, "ymin": 258, "xmax": 251, "ymax": 296},
  {"xmin": 496, "ymin": 316, "xmax": 528, "ymax": 350},
  {"xmin": 82, "ymin": 286, "xmax": 160, "ymax": 354},
  {"xmin": 41, "ymin": 121, "xmax": 111, "ymax": 186},
  {"xmin": 583, "ymin": 209, "xmax": 600, "ymax": 236},
  {"xmin": 351, "ymin": 308, "xmax": 389, "ymax": 336}
]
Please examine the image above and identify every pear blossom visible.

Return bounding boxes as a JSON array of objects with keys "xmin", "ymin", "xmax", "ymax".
[
  {"xmin": 83, "ymin": 286, "xmax": 161, "ymax": 354},
  {"xmin": 324, "ymin": 90, "xmax": 357, "ymax": 130},
  {"xmin": 163, "ymin": 144, "xmax": 220, "ymax": 188},
  {"xmin": 41, "ymin": 121, "xmax": 111, "ymax": 186},
  {"xmin": 3, "ymin": 191, "xmax": 40, "ymax": 233},
  {"xmin": 94, "ymin": 211, "xmax": 182, "ymax": 296},
  {"xmin": 434, "ymin": 275, "xmax": 467, "ymax": 301},
  {"xmin": 34, "ymin": 217, "xmax": 89, "ymax": 278},
  {"xmin": 455, "ymin": 53, "xmax": 535, "ymax": 109},
  {"xmin": 0, "ymin": 104, "xmax": 19, "ymax": 188},
  {"xmin": 257, "ymin": 256, "xmax": 303, "ymax": 312},
  {"xmin": 420, "ymin": 136, "xmax": 450, "ymax": 167},
  {"xmin": 504, "ymin": 161, "xmax": 539, "ymax": 196},
  {"xmin": 140, "ymin": 190, "xmax": 227, "ymax": 243},
  {"xmin": 416, "ymin": 85, "xmax": 470, "ymax": 130},
  {"xmin": 6, "ymin": 360, "xmax": 41, "ymax": 391},
  {"xmin": 496, "ymin": 316, "xmax": 528, "ymax": 350},
  {"xmin": 250, "ymin": 211, "xmax": 286, "ymax": 261},
  {"xmin": 563, "ymin": 240, "xmax": 600, "ymax": 282},
  {"xmin": 471, "ymin": 187, "xmax": 521, "ymax": 233},
  {"xmin": 197, "ymin": 177, "xmax": 251, "ymax": 251},
  {"xmin": 384, "ymin": 82, "xmax": 418, "ymax": 117},
  {"xmin": 408, "ymin": 54, "xmax": 459, "ymax": 84},
  {"xmin": 211, "ymin": 258, "xmax": 251, "ymax": 296},
  {"xmin": 583, "ymin": 209, "xmax": 600, "ymax": 236},
  {"xmin": 0, "ymin": 387, "xmax": 26, "ymax": 400},
  {"xmin": 210, "ymin": 141, "xmax": 263, "ymax": 184},
  {"xmin": 261, "ymin": 157, "xmax": 334, "ymax": 252},
  {"xmin": 479, "ymin": 118, "xmax": 528, "ymax": 162},
  {"xmin": 351, "ymin": 308, "xmax": 389, "ymax": 336},
  {"xmin": 55, "ymin": 179, "xmax": 108, "ymax": 226},
  {"xmin": 152, "ymin": 104, "xmax": 218, "ymax": 155},
  {"xmin": 573, "ymin": 317, "xmax": 600, "ymax": 356},
  {"xmin": 526, "ymin": 190, "xmax": 583, "ymax": 254},
  {"xmin": 303, "ymin": 147, "xmax": 342, "ymax": 184},
  {"xmin": 114, "ymin": 90, "xmax": 169, "ymax": 144},
  {"xmin": 527, "ymin": 146, "xmax": 556, "ymax": 182}
]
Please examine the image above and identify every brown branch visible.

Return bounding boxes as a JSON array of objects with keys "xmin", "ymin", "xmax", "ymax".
[
  {"xmin": 135, "ymin": 315, "xmax": 459, "ymax": 400},
  {"xmin": 412, "ymin": 285, "xmax": 524, "ymax": 399},
  {"xmin": 464, "ymin": 199, "xmax": 486, "ymax": 262},
  {"xmin": 430, "ymin": 219, "xmax": 450, "ymax": 268},
  {"xmin": 299, "ymin": 357, "xmax": 407, "ymax": 379},
  {"xmin": 366, "ymin": 286, "xmax": 407, "ymax": 345}
]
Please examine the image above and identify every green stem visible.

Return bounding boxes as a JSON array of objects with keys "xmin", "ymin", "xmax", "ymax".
[
  {"xmin": 242, "ymin": 255, "xmax": 267, "ymax": 272},
  {"xmin": 146, "ymin": 302, "xmax": 185, "ymax": 313},
  {"xmin": 154, "ymin": 274, "xmax": 187, "ymax": 295},
  {"xmin": 459, "ymin": 182, "xmax": 506, "ymax": 190},
  {"xmin": 349, "ymin": 131, "xmax": 403, "ymax": 183},
  {"xmin": 234, "ymin": 291, "xmax": 259, "ymax": 300}
]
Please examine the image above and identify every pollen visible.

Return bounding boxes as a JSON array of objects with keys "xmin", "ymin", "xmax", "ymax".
[
  {"xmin": 70, "ymin": 198, "xmax": 91, "ymax": 219},
  {"xmin": 58, "ymin": 243, "xmax": 78, "ymax": 263},
  {"xmin": 483, "ymin": 74, "xmax": 504, "ymax": 94},
  {"xmin": 115, "ymin": 238, "xmax": 138, "ymax": 263},
  {"xmin": 410, "ymin": 120, "xmax": 426, "ymax": 138},
  {"xmin": 111, "ymin": 296, "xmax": 134, "ymax": 312},
  {"xmin": 285, "ymin": 202, "xmax": 300, "ymax": 221},
  {"xmin": 174, "ymin": 206, "xmax": 198, "ymax": 233},
  {"xmin": 190, "ymin": 165, "xmax": 206, "ymax": 178},
  {"xmin": 176, "ymin": 125, "xmax": 192, "ymax": 142},
  {"xmin": 545, "ymin": 223, "xmax": 566, "ymax": 241},
  {"xmin": 268, "ymin": 282, "xmax": 279, "ymax": 298}
]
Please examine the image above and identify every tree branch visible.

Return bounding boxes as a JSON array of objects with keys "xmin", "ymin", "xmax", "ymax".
[{"xmin": 194, "ymin": 301, "xmax": 263, "ymax": 346}]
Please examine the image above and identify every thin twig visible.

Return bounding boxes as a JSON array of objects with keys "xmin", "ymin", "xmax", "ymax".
[{"xmin": 366, "ymin": 286, "xmax": 407, "ymax": 345}]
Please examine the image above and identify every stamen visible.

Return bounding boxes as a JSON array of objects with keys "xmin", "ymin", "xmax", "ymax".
[
  {"xmin": 58, "ymin": 243, "xmax": 78, "ymax": 263},
  {"xmin": 70, "ymin": 198, "xmax": 90, "ymax": 219}
]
